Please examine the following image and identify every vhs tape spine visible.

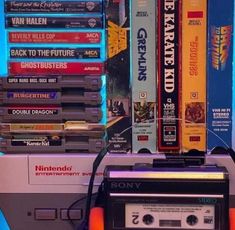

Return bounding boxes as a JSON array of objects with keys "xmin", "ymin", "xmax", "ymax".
[
  {"xmin": 8, "ymin": 32, "xmax": 101, "ymax": 44},
  {"xmin": 181, "ymin": 0, "xmax": 207, "ymax": 152},
  {"xmin": 5, "ymin": 1, "xmax": 102, "ymax": 13},
  {"xmin": 106, "ymin": 0, "xmax": 131, "ymax": 153},
  {"xmin": 10, "ymin": 48, "xmax": 100, "ymax": 59},
  {"xmin": 6, "ymin": 16, "xmax": 103, "ymax": 29},
  {"xmin": 207, "ymin": 0, "xmax": 234, "ymax": 151},
  {"xmin": 131, "ymin": 0, "xmax": 157, "ymax": 153},
  {"xmin": 158, "ymin": 0, "xmax": 180, "ymax": 151}
]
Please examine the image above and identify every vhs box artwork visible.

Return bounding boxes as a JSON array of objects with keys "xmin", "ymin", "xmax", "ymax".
[
  {"xmin": 158, "ymin": 0, "xmax": 180, "ymax": 151},
  {"xmin": 0, "ymin": 106, "xmax": 102, "ymax": 123},
  {"xmin": 5, "ymin": 1, "xmax": 102, "ymax": 13},
  {"xmin": 10, "ymin": 48, "xmax": 100, "ymax": 59},
  {"xmin": 8, "ymin": 62, "xmax": 104, "ymax": 75},
  {"xmin": 106, "ymin": 0, "xmax": 131, "ymax": 153},
  {"xmin": 6, "ymin": 16, "xmax": 103, "ymax": 29},
  {"xmin": 207, "ymin": 0, "xmax": 234, "ymax": 151},
  {"xmin": 0, "ymin": 123, "xmax": 105, "ymax": 153},
  {"xmin": 132, "ymin": 0, "xmax": 157, "ymax": 153},
  {"xmin": 8, "ymin": 32, "xmax": 101, "ymax": 44},
  {"xmin": 0, "ymin": 75, "xmax": 102, "ymax": 91}
]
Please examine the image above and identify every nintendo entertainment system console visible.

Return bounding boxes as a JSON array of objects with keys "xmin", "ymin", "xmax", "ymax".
[{"xmin": 0, "ymin": 152, "xmax": 235, "ymax": 230}]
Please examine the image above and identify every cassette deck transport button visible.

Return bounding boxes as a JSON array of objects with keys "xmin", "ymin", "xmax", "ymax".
[{"xmin": 34, "ymin": 209, "xmax": 57, "ymax": 220}]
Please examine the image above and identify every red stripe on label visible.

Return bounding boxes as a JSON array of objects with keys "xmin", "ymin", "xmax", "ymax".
[
  {"xmin": 189, "ymin": 136, "xmax": 200, "ymax": 142},
  {"xmin": 9, "ymin": 32, "xmax": 101, "ymax": 44},
  {"xmin": 187, "ymin": 11, "xmax": 203, "ymax": 18},
  {"xmin": 137, "ymin": 135, "xmax": 148, "ymax": 141}
]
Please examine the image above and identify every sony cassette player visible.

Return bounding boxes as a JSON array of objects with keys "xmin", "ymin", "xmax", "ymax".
[{"xmin": 103, "ymin": 162, "xmax": 229, "ymax": 230}]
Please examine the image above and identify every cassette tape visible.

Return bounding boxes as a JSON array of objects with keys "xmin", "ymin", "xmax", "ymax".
[
  {"xmin": 0, "ymin": 106, "xmax": 102, "ymax": 123},
  {"xmin": 6, "ymin": 16, "xmax": 103, "ymax": 29},
  {"xmin": 0, "ymin": 122, "xmax": 105, "ymax": 153},
  {"xmin": 103, "ymin": 163, "xmax": 229, "ymax": 230},
  {"xmin": 10, "ymin": 47, "xmax": 100, "ymax": 59},
  {"xmin": 0, "ymin": 90, "xmax": 102, "ymax": 106},
  {"xmin": 0, "ymin": 75, "xmax": 102, "ymax": 91},
  {"xmin": 5, "ymin": 1, "xmax": 102, "ymax": 13}
]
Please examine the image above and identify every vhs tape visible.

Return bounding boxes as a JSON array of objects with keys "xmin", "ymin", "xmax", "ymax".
[
  {"xmin": 0, "ymin": 90, "xmax": 102, "ymax": 106},
  {"xmin": 0, "ymin": 106, "xmax": 102, "ymax": 123},
  {"xmin": 131, "ymin": 0, "xmax": 157, "ymax": 153},
  {"xmin": 8, "ymin": 32, "xmax": 101, "ymax": 44},
  {"xmin": 0, "ymin": 75, "xmax": 102, "ymax": 91},
  {"xmin": 207, "ymin": 0, "xmax": 234, "ymax": 151},
  {"xmin": 158, "ymin": 0, "xmax": 180, "ymax": 151},
  {"xmin": 10, "ymin": 47, "xmax": 100, "ymax": 59},
  {"xmin": 0, "ymin": 134, "xmax": 105, "ymax": 153},
  {"xmin": 182, "ymin": 0, "xmax": 207, "ymax": 152},
  {"xmin": 5, "ymin": 1, "xmax": 102, "ymax": 13},
  {"xmin": 8, "ymin": 62, "xmax": 104, "ymax": 75},
  {"xmin": 6, "ymin": 16, "xmax": 103, "ymax": 29},
  {"xmin": 106, "ymin": 0, "xmax": 132, "ymax": 153}
]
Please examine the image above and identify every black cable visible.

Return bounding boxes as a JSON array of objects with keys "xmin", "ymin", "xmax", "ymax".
[
  {"xmin": 76, "ymin": 147, "xmax": 109, "ymax": 230},
  {"xmin": 66, "ymin": 193, "xmax": 98, "ymax": 228}
]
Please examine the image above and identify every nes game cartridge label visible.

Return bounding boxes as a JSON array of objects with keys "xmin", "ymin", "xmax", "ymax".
[
  {"xmin": 8, "ymin": 62, "xmax": 104, "ymax": 75},
  {"xmin": 0, "ymin": 106, "xmax": 102, "ymax": 123},
  {"xmin": 5, "ymin": 1, "xmax": 102, "ymax": 13},
  {"xmin": 0, "ymin": 75, "xmax": 102, "ymax": 91},
  {"xmin": 11, "ymin": 135, "xmax": 62, "ymax": 147},
  {"xmin": 0, "ymin": 123, "xmax": 63, "ymax": 133},
  {"xmin": 6, "ymin": 91, "xmax": 57, "ymax": 100},
  {"xmin": 8, "ymin": 32, "xmax": 101, "ymax": 44},
  {"xmin": 0, "ymin": 135, "xmax": 105, "ymax": 153},
  {"xmin": 0, "ymin": 122, "xmax": 105, "ymax": 137},
  {"xmin": 0, "ymin": 90, "xmax": 102, "ymax": 106},
  {"xmin": 6, "ymin": 16, "xmax": 103, "ymax": 29},
  {"xmin": 10, "ymin": 47, "xmax": 100, "ymax": 59}
]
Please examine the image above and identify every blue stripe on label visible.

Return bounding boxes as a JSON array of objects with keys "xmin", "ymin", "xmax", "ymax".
[{"xmin": 0, "ymin": 210, "xmax": 10, "ymax": 230}]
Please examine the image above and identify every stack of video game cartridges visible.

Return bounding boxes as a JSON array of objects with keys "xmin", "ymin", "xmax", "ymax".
[{"xmin": 0, "ymin": 0, "xmax": 106, "ymax": 154}]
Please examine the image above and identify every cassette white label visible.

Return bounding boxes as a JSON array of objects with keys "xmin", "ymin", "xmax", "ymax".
[{"xmin": 125, "ymin": 203, "xmax": 215, "ymax": 229}]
